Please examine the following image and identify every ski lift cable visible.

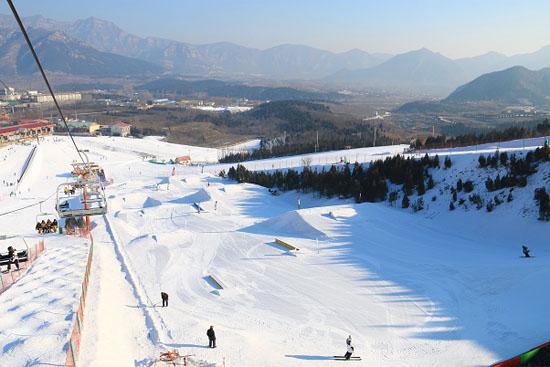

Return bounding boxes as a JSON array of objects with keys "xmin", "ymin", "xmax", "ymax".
[
  {"xmin": 0, "ymin": 191, "xmax": 56, "ymax": 217},
  {"xmin": 5, "ymin": 0, "xmax": 86, "ymax": 165}
]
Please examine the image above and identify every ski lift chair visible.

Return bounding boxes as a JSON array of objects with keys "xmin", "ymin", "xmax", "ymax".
[
  {"xmin": 0, "ymin": 236, "xmax": 29, "ymax": 272},
  {"xmin": 55, "ymin": 182, "xmax": 108, "ymax": 218}
]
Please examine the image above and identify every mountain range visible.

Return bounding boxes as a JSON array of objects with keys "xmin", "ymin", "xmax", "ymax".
[
  {"xmin": 327, "ymin": 47, "xmax": 550, "ymax": 95},
  {"xmin": 0, "ymin": 14, "xmax": 390, "ymax": 80},
  {"xmin": 0, "ymin": 26, "xmax": 161, "ymax": 77},
  {"xmin": 1, "ymin": 14, "xmax": 550, "ymax": 96}
]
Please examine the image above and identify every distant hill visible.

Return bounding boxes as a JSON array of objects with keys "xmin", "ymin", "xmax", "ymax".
[
  {"xmin": 0, "ymin": 27, "xmax": 162, "ymax": 77},
  {"xmin": 137, "ymin": 78, "xmax": 340, "ymax": 101},
  {"xmin": 1, "ymin": 13, "xmax": 550, "ymax": 90},
  {"xmin": 325, "ymin": 48, "xmax": 469, "ymax": 95},
  {"xmin": 445, "ymin": 66, "xmax": 550, "ymax": 105},
  {"xmin": 0, "ymin": 14, "xmax": 391, "ymax": 80}
]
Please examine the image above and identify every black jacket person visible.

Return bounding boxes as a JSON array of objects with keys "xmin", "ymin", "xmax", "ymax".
[
  {"xmin": 207, "ymin": 325, "xmax": 216, "ymax": 348},
  {"xmin": 161, "ymin": 292, "xmax": 169, "ymax": 307}
]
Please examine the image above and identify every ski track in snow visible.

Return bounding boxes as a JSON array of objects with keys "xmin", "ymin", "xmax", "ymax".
[{"xmin": 0, "ymin": 135, "xmax": 548, "ymax": 366}]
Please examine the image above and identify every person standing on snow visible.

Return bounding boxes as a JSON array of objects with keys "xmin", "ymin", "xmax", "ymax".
[
  {"xmin": 207, "ymin": 325, "xmax": 216, "ymax": 348},
  {"xmin": 161, "ymin": 292, "xmax": 169, "ymax": 307},
  {"xmin": 344, "ymin": 338, "xmax": 354, "ymax": 360},
  {"xmin": 522, "ymin": 245, "xmax": 531, "ymax": 258}
]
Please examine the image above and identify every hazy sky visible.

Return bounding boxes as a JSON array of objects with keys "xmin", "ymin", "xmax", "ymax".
[{"xmin": 1, "ymin": 0, "xmax": 550, "ymax": 59}]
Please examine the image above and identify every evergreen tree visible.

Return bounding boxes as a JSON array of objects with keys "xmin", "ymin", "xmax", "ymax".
[
  {"xmin": 500, "ymin": 151, "xmax": 508, "ymax": 166},
  {"xmin": 417, "ymin": 179, "xmax": 426, "ymax": 196},
  {"xmin": 433, "ymin": 154, "xmax": 440, "ymax": 168},
  {"xmin": 388, "ymin": 191, "xmax": 399, "ymax": 206},
  {"xmin": 402, "ymin": 195, "xmax": 410, "ymax": 209},
  {"xmin": 456, "ymin": 179, "xmax": 463, "ymax": 192},
  {"xmin": 485, "ymin": 177, "xmax": 494, "ymax": 192},
  {"xmin": 412, "ymin": 198, "xmax": 424, "ymax": 212},
  {"xmin": 534, "ymin": 187, "xmax": 550, "ymax": 221},
  {"xmin": 478, "ymin": 155, "xmax": 487, "ymax": 168},
  {"xmin": 444, "ymin": 156, "xmax": 452, "ymax": 169},
  {"xmin": 463, "ymin": 180, "xmax": 475, "ymax": 193},
  {"xmin": 427, "ymin": 176, "xmax": 435, "ymax": 190}
]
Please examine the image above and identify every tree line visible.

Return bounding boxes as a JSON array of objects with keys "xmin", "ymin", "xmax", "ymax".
[{"xmin": 224, "ymin": 154, "xmax": 446, "ymax": 205}]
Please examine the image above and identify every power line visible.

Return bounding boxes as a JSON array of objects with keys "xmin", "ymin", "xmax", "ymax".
[{"xmin": 5, "ymin": 0, "xmax": 85, "ymax": 164}]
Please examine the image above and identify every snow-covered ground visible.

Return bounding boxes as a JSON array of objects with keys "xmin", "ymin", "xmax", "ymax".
[{"xmin": 0, "ymin": 135, "xmax": 548, "ymax": 367}]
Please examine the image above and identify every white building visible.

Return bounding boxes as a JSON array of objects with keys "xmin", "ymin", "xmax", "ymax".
[{"xmin": 110, "ymin": 122, "xmax": 131, "ymax": 137}]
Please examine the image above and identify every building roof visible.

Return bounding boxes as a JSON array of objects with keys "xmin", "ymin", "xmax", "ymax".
[
  {"xmin": 0, "ymin": 120, "xmax": 54, "ymax": 135},
  {"xmin": 112, "ymin": 122, "xmax": 131, "ymax": 127}
]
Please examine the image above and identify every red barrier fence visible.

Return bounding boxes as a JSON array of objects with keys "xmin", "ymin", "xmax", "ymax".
[
  {"xmin": 65, "ymin": 233, "xmax": 94, "ymax": 367},
  {"xmin": 0, "ymin": 239, "xmax": 45, "ymax": 295}
]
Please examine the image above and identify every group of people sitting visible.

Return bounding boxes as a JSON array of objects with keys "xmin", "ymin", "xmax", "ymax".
[{"xmin": 35, "ymin": 219, "xmax": 58, "ymax": 234}]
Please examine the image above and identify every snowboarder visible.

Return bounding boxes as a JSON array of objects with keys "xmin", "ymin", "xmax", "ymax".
[
  {"xmin": 7, "ymin": 246, "xmax": 19, "ymax": 271},
  {"xmin": 522, "ymin": 245, "xmax": 531, "ymax": 258},
  {"xmin": 207, "ymin": 325, "xmax": 216, "ymax": 348},
  {"xmin": 344, "ymin": 340, "xmax": 355, "ymax": 360},
  {"xmin": 161, "ymin": 292, "xmax": 169, "ymax": 307}
]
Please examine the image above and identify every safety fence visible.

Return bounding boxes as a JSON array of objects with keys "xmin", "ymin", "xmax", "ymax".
[
  {"xmin": 65, "ymin": 232, "xmax": 94, "ymax": 367},
  {"xmin": 0, "ymin": 239, "xmax": 45, "ymax": 295}
]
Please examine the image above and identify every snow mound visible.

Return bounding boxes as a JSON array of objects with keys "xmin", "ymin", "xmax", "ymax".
[
  {"xmin": 171, "ymin": 188, "xmax": 212, "ymax": 205},
  {"xmin": 143, "ymin": 197, "xmax": 162, "ymax": 208},
  {"xmin": 244, "ymin": 210, "xmax": 327, "ymax": 239},
  {"xmin": 183, "ymin": 175, "xmax": 201, "ymax": 185},
  {"xmin": 120, "ymin": 193, "xmax": 163, "ymax": 209}
]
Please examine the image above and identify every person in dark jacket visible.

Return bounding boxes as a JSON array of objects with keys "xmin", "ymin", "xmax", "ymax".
[
  {"xmin": 344, "ymin": 341, "xmax": 354, "ymax": 360},
  {"xmin": 35, "ymin": 221, "xmax": 42, "ymax": 234},
  {"xmin": 161, "ymin": 292, "xmax": 169, "ymax": 307},
  {"xmin": 7, "ymin": 246, "xmax": 19, "ymax": 271},
  {"xmin": 207, "ymin": 325, "xmax": 216, "ymax": 348},
  {"xmin": 522, "ymin": 245, "xmax": 531, "ymax": 258}
]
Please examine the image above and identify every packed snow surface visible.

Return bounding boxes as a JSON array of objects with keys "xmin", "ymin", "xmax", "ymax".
[{"xmin": 0, "ymin": 135, "xmax": 548, "ymax": 367}]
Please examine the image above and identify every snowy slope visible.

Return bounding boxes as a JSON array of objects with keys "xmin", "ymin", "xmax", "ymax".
[{"xmin": 0, "ymin": 135, "xmax": 548, "ymax": 367}]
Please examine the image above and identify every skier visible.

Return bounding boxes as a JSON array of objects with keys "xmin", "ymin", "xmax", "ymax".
[
  {"xmin": 161, "ymin": 292, "xmax": 169, "ymax": 307},
  {"xmin": 522, "ymin": 245, "xmax": 531, "ymax": 258},
  {"xmin": 344, "ymin": 339, "xmax": 355, "ymax": 360},
  {"xmin": 207, "ymin": 325, "xmax": 216, "ymax": 348}
]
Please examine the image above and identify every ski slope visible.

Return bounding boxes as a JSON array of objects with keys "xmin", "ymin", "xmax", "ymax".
[{"xmin": 0, "ymin": 135, "xmax": 548, "ymax": 367}]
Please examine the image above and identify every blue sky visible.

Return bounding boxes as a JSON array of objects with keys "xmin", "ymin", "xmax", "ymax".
[{"xmin": 1, "ymin": 0, "xmax": 550, "ymax": 58}]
